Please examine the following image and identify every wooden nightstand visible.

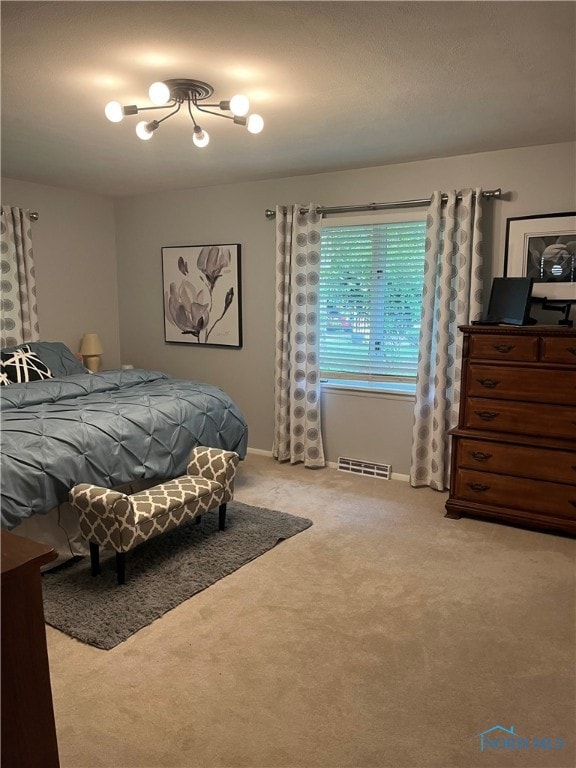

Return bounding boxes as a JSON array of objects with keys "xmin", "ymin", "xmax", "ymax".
[{"xmin": 1, "ymin": 531, "xmax": 60, "ymax": 767}]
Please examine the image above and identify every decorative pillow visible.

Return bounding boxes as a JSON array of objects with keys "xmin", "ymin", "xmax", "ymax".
[
  {"xmin": 1, "ymin": 344, "xmax": 53, "ymax": 383},
  {"xmin": 1, "ymin": 341, "xmax": 87, "ymax": 377}
]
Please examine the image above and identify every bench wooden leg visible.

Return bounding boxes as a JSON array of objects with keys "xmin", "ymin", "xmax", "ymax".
[
  {"xmin": 116, "ymin": 552, "xmax": 126, "ymax": 585},
  {"xmin": 218, "ymin": 504, "xmax": 227, "ymax": 531},
  {"xmin": 89, "ymin": 543, "xmax": 100, "ymax": 577}
]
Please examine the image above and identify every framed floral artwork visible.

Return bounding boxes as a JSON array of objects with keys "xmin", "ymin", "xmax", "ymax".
[
  {"xmin": 162, "ymin": 243, "xmax": 242, "ymax": 347},
  {"xmin": 504, "ymin": 212, "xmax": 576, "ymax": 299}
]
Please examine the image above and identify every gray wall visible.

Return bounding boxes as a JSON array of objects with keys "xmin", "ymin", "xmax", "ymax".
[
  {"xmin": 1, "ymin": 177, "xmax": 121, "ymax": 369},
  {"xmin": 3, "ymin": 142, "xmax": 574, "ymax": 474},
  {"xmin": 115, "ymin": 142, "xmax": 576, "ymax": 473}
]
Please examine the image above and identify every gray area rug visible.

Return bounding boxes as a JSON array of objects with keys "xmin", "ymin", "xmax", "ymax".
[{"xmin": 42, "ymin": 502, "xmax": 312, "ymax": 650}]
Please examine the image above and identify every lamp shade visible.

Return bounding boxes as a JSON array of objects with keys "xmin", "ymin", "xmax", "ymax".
[{"xmin": 80, "ymin": 333, "xmax": 103, "ymax": 356}]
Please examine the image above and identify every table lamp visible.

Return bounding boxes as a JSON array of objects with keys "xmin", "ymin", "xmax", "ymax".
[{"xmin": 80, "ymin": 333, "xmax": 103, "ymax": 372}]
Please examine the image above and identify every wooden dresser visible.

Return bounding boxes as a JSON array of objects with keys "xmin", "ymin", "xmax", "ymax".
[{"xmin": 445, "ymin": 325, "xmax": 576, "ymax": 535}]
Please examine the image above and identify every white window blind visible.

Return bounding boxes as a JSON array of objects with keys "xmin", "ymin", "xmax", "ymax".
[{"xmin": 319, "ymin": 218, "xmax": 426, "ymax": 379}]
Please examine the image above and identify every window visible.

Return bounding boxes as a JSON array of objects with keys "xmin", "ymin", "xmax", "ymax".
[{"xmin": 318, "ymin": 214, "xmax": 426, "ymax": 386}]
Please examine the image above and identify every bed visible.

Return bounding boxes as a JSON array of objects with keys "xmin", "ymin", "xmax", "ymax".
[{"xmin": 0, "ymin": 341, "xmax": 248, "ymax": 561}]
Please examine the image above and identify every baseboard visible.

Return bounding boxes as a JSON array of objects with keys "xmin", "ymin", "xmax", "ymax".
[
  {"xmin": 247, "ymin": 449, "xmax": 410, "ymax": 482},
  {"xmin": 247, "ymin": 447, "xmax": 273, "ymax": 457}
]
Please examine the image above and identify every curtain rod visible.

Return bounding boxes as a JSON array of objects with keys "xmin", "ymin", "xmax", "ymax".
[
  {"xmin": 264, "ymin": 188, "xmax": 502, "ymax": 220},
  {"xmin": 0, "ymin": 206, "xmax": 39, "ymax": 221}
]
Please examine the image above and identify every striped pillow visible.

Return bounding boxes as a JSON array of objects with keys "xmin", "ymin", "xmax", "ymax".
[{"xmin": 1, "ymin": 344, "xmax": 53, "ymax": 383}]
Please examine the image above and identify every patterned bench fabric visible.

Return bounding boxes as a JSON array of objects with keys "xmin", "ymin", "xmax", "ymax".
[
  {"xmin": 130, "ymin": 477, "xmax": 222, "ymax": 522},
  {"xmin": 70, "ymin": 447, "xmax": 239, "ymax": 554},
  {"xmin": 187, "ymin": 446, "xmax": 239, "ymax": 499},
  {"xmin": 72, "ymin": 485, "xmax": 134, "ymax": 552}
]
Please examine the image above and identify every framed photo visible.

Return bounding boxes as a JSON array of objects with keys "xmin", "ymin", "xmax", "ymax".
[
  {"xmin": 162, "ymin": 243, "xmax": 242, "ymax": 348},
  {"xmin": 504, "ymin": 212, "xmax": 576, "ymax": 299}
]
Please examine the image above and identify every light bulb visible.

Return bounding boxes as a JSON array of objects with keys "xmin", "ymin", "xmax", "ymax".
[
  {"xmin": 104, "ymin": 101, "xmax": 124, "ymax": 122},
  {"xmin": 136, "ymin": 120, "xmax": 154, "ymax": 140},
  {"xmin": 229, "ymin": 94, "xmax": 250, "ymax": 116},
  {"xmin": 192, "ymin": 126, "xmax": 210, "ymax": 148},
  {"xmin": 247, "ymin": 114, "xmax": 264, "ymax": 134},
  {"xmin": 149, "ymin": 81, "xmax": 170, "ymax": 106}
]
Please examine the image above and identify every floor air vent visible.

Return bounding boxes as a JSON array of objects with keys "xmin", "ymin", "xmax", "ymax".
[{"xmin": 337, "ymin": 456, "xmax": 391, "ymax": 480}]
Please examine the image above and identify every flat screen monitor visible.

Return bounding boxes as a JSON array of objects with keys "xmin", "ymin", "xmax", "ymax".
[{"xmin": 484, "ymin": 277, "xmax": 535, "ymax": 325}]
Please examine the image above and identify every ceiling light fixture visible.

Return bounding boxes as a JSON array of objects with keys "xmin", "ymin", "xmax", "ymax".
[{"xmin": 104, "ymin": 78, "xmax": 264, "ymax": 146}]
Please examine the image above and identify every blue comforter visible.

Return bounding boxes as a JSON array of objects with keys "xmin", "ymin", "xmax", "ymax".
[{"xmin": 0, "ymin": 369, "xmax": 248, "ymax": 529}]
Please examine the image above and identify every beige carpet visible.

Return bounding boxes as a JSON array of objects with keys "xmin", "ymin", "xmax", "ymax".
[{"xmin": 46, "ymin": 454, "xmax": 575, "ymax": 768}]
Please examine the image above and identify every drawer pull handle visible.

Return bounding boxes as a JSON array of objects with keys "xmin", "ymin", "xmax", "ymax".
[
  {"xmin": 477, "ymin": 378, "xmax": 500, "ymax": 389},
  {"xmin": 492, "ymin": 344, "xmax": 514, "ymax": 353},
  {"xmin": 471, "ymin": 451, "xmax": 492, "ymax": 462},
  {"xmin": 467, "ymin": 482, "xmax": 490, "ymax": 493},
  {"xmin": 475, "ymin": 410, "xmax": 499, "ymax": 421}
]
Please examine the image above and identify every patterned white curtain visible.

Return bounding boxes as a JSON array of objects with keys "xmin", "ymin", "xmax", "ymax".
[
  {"xmin": 410, "ymin": 189, "xmax": 484, "ymax": 490},
  {"xmin": 273, "ymin": 204, "xmax": 325, "ymax": 468},
  {"xmin": 0, "ymin": 207, "xmax": 39, "ymax": 347}
]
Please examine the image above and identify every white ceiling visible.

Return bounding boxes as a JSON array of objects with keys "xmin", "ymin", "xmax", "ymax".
[{"xmin": 1, "ymin": 1, "xmax": 575, "ymax": 198}]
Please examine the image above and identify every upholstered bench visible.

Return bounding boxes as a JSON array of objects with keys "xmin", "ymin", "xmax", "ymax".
[{"xmin": 69, "ymin": 446, "xmax": 240, "ymax": 584}]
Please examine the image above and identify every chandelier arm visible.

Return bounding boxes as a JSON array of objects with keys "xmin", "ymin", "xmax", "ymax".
[
  {"xmin": 134, "ymin": 101, "xmax": 177, "ymax": 113},
  {"xmin": 187, "ymin": 100, "xmax": 199, "ymax": 128},
  {"xmin": 155, "ymin": 102, "xmax": 182, "ymax": 125},
  {"xmin": 194, "ymin": 104, "xmax": 234, "ymax": 120}
]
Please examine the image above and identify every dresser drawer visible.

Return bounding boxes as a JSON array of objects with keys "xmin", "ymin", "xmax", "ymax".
[
  {"xmin": 540, "ymin": 337, "xmax": 576, "ymax": 365},
  {"xmin": 468, "ymin": 334, "xmax": 538, "ymax": 362},
  {"xmin": 455, "ymin": 437, "xmax": 576, "ymax": 485},
  {"xmin": 465, "ymin": 397, "xmax": 576, "ymax": 439},
  {"xmin": 467, "ymin": 364, "xmax": 576, "ymax": 404},
  {"xmin": 455, "ymin": 469, "xmax": 576, "ymax": 520}
]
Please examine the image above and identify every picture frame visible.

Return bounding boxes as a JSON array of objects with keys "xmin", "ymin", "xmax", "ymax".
[
  {"xmin": 162, "ymin": 243, "xmax": 242, "ymax": 348},
  {"xmin": 504, "ymin": 212, "xmax": 576, "ymax": 299}
]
